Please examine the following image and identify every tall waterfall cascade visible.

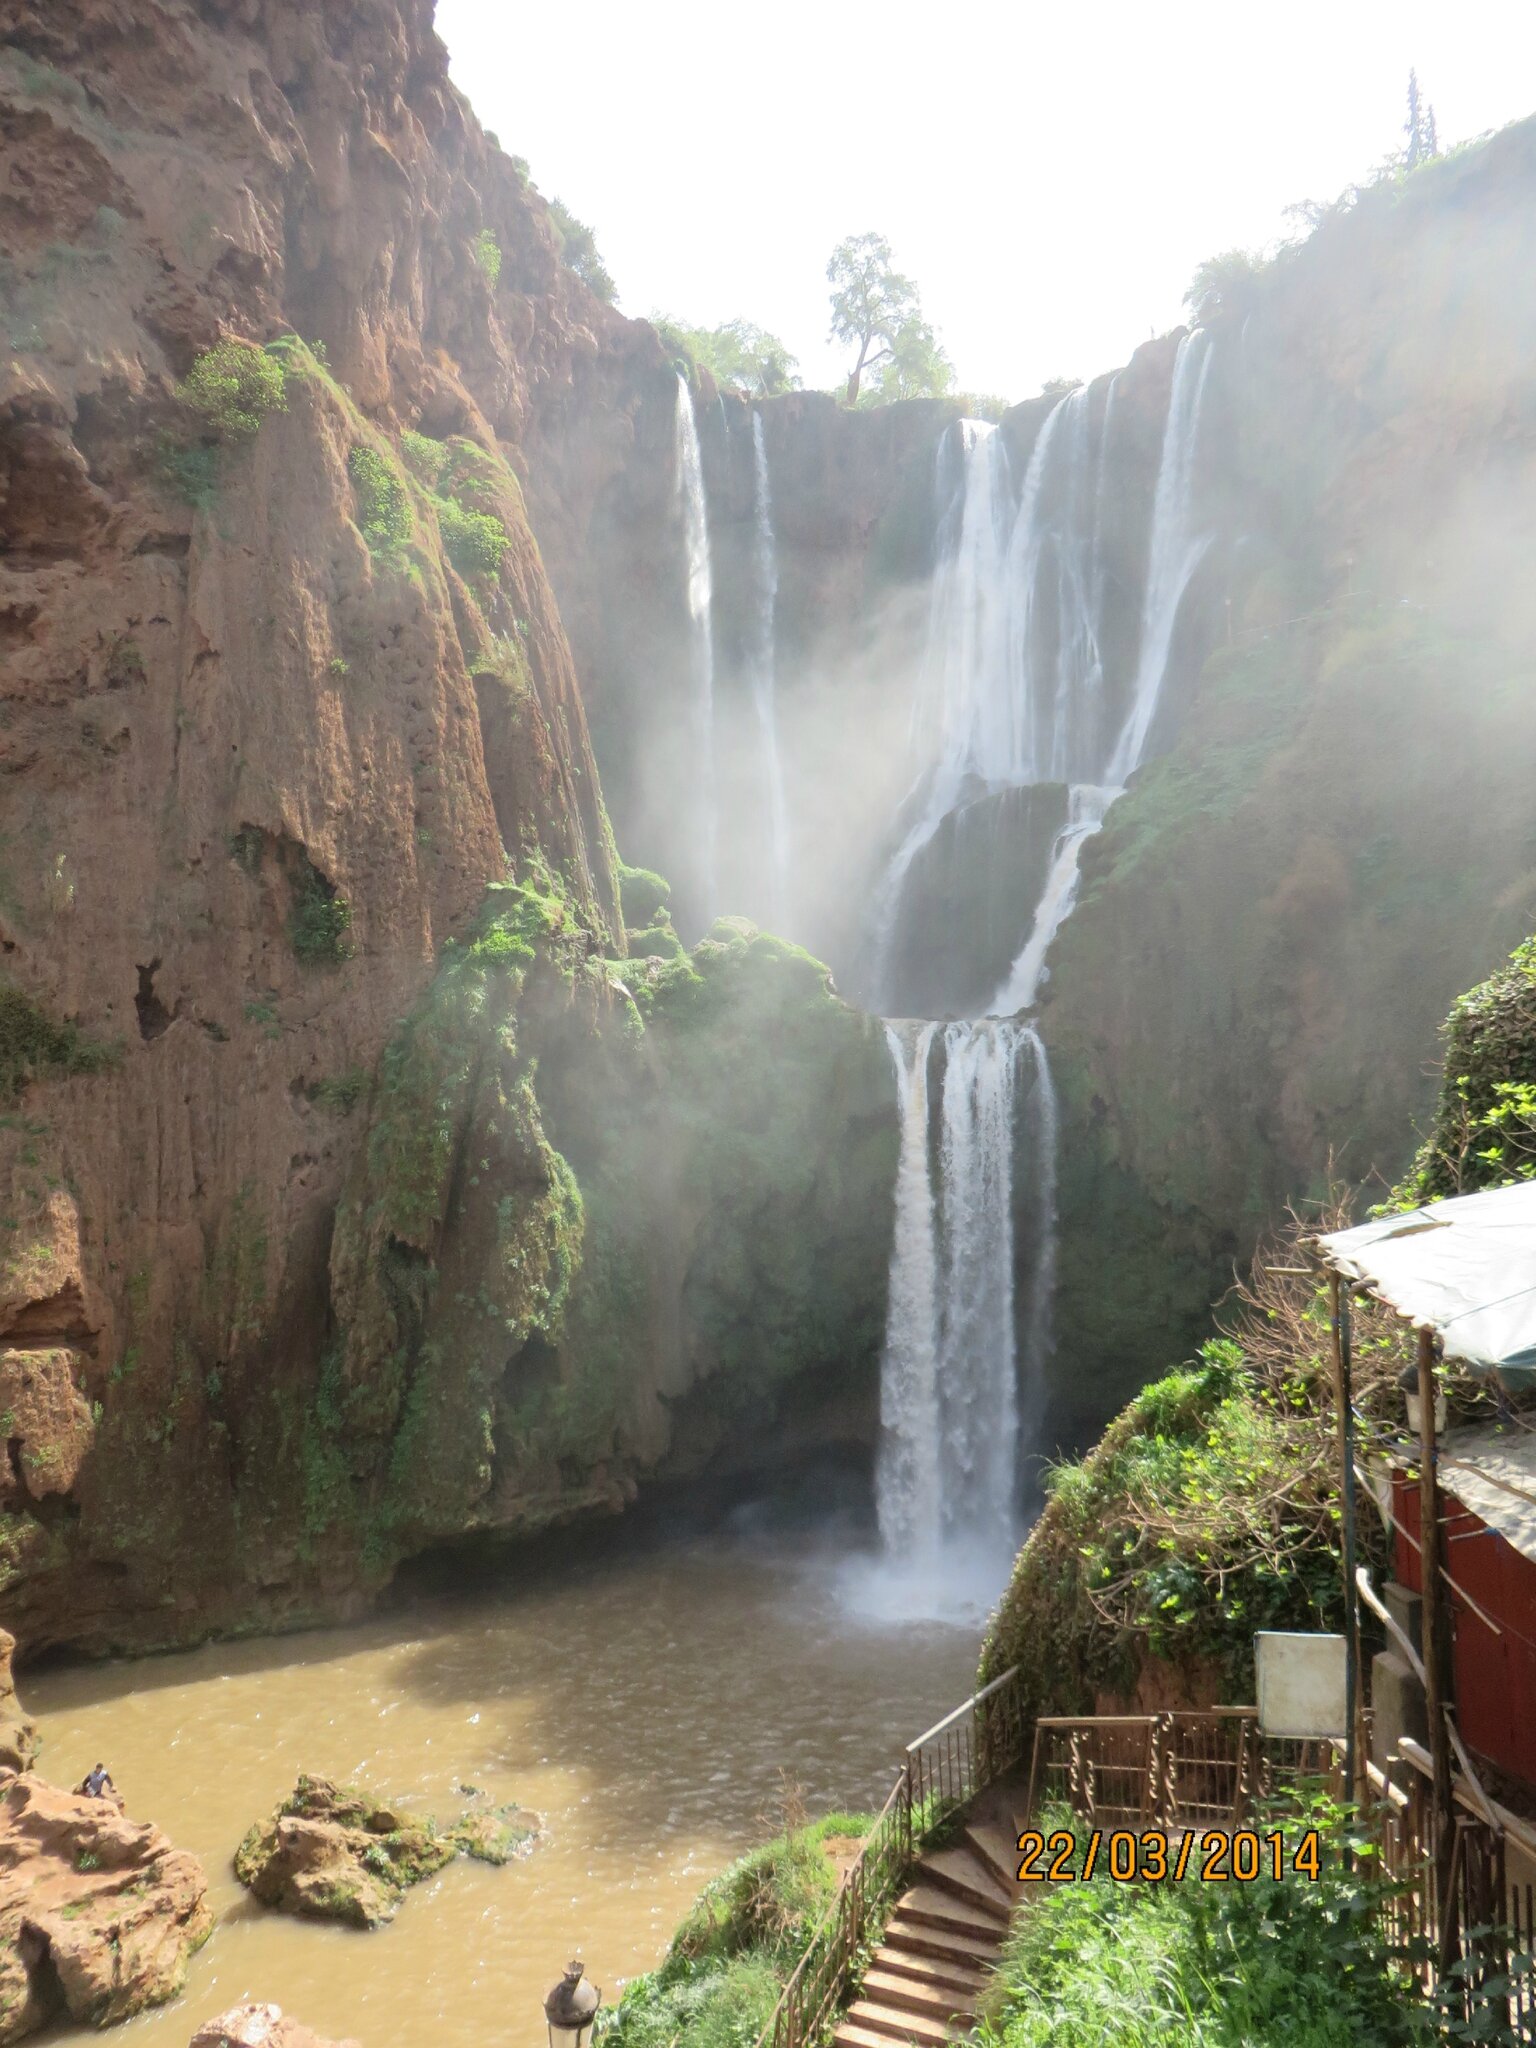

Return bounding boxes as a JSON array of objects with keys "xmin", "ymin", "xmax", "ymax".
[
  {"xmin": 674, "ymin": 375, "xmax": 717, "ymax": 923},
  {"xmin": 873, "ymin": 332, "xmax": 1215, "ymax": 1597},
  {"xmin": 749, "ymin": 412, "xmax": 791, "ymax": 922}
]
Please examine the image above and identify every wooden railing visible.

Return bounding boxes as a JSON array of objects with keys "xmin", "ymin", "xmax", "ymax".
[
  {"xmin": 1367, "ymin": 1737, "xmax": 1536, "ymax": 2036},
  {"xmin": 755, "ymin": 1665, "xmax": 1026, "ymax": 2048}
]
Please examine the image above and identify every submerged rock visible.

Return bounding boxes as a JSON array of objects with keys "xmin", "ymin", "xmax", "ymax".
[
  {"xmin": 189, "ymin": 2003, "xmax": 360, "ymax": 2048},
  {"xmin": 0, "ymin": 1770, "xmax": 211, "ymax": 2042},
  {"xmin": 234, "ymin": 1775, "xmax": 538, "ymax": 1929},
  {"xmin": 0, "ymin": 1634, "xmax": 35, "ymax": 1775}
]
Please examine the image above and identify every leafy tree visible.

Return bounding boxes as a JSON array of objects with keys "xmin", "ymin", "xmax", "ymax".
[
  {"xmin": 179, "ymin": 338, "xmax": 287, "ymax": 439},
  {"xmin": 858, "ymin": 316, "xmax": 952, "ymax": 406},
  {"xmin": 548, "ymin": 198, "xmax": 617, "ymax": 303},
  {"xmin": 1040, "ymin": 376, "xmax": 1082, "ymax": 401},
  {"xmin": 826, "ymin": 232, "xmax": 928, "ymax": 403},
  {"xmin": 652, "ymin": 318, "xmax": 799, "ymax": 397},
  {"xmin": 1184, "ymin": 247, "xmax": 1267, "ymax": 324}
]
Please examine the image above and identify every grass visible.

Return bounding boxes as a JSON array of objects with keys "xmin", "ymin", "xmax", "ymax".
[
  {"xmin": 600, "ymin": 1810, "xmax": 873, "ymax": 2048},
  {"xmin": 977, "ymin": 1802, "xmax": 1422, "ymax": 2048}
]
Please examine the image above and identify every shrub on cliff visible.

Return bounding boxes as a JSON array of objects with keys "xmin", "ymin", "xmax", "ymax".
[
  {"xmin": 179, "ymin": 338, "xmax": 287, "ymax": 439},
  {"xmin": 0, "ymin": 983, "xmax": 116, "ymax": 1098},
  {"xmin": 1395, "ymin": 934, "xmax": 1536, "ymax": 1203},
  {"xmin": 347, "ymin": 445, "xmax": 412, "ymax": 551},
  {"xmin": 437, "ymin": 495, "xmax": 510, "ymax": 580},
  {"xmin": 982, "ymin": 1224, "xmax": 1393, "ymax": 1715}
]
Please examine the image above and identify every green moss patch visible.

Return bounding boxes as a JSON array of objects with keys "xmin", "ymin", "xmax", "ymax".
[{"xmin": 0, "ymin": 982, "xmax": 116, "ymax": 1099}]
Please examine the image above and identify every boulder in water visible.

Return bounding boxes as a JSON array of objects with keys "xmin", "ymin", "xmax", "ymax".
[
  {"xmin": 0, "ymin": 1769, "xmax": 212, "ymax": 2041},
  {"xmin": 189, "ymin": 2003, "xmax": 360, "ymax": 2048},
  {"xmin": 234, "ymin": 1775, "xmax": 538, "ymax": 1929}
]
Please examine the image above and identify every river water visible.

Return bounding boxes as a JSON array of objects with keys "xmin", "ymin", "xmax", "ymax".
[{"xmin": 26, "ymin": 1513, "xmax": 987, "ymax": 2048}]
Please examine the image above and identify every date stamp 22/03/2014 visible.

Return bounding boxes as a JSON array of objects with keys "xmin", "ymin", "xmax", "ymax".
[{"xmin": 1016, "ymin": 1828, "xmax": 1323, "ymax": 1885}]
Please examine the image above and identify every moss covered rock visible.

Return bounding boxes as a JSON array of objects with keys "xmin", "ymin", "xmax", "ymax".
[{"xmin": 233, "ymin": 1774, "xmax": 535, "ymax": 1929}]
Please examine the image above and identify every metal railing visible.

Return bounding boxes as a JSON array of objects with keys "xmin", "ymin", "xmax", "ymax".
[
  {"xmin": 756, "ymin": 1665, "xmax": 1026, "ymax": 2048},
  {"xmin": 1026, "ymin": 1709, "xmax": 1261, "ymax": 1831}
]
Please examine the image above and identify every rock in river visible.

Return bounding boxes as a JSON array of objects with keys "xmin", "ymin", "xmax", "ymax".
[
  {"xmin": 190, "ymin": 2003, "xmax": 360, "ymax": 2048},
  {"xmin": 234, "ymin": 1775, "xmax": 538, "ymax": 1929},
  {"xmin": 0, "ymin": 1770, "xmax": 212, "ymax": 2041}
]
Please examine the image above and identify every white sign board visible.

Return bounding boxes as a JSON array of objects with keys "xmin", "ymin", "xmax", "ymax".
[{"xmin": 1254, "ymin": 1630, "xmax": 1347, "ymax": 1739}]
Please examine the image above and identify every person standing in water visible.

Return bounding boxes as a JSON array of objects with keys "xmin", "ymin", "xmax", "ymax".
[{"xmin": 81, "ymin": 1762, "xmax": 114, "ymax": 1799}]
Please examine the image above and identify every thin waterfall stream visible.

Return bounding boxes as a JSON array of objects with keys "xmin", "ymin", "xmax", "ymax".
[
  {"xmin": 871, "ymin": 332, "xmax": 1215, "ymax": 1605},
  {"xmin": 749, "ymin": 410, "xmax": 791, "ymax": 922},
  {"xmin": 674, "ymin": 373, "xmax": 717, "ymax": 924}
]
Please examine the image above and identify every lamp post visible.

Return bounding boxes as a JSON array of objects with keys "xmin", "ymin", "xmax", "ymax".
[{"xmin": 545, "ymin": 1962, "xmax": 601, "ymax": 2048}]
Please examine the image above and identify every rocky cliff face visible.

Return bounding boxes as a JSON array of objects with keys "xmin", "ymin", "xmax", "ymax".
[
  {"xmin": 0, "ymin": 0, "xmax": 892, "ymax": 1653},
  {"xmin": 1039, "ymin": 121, "xmax": 1536, "ymax": 1439}
]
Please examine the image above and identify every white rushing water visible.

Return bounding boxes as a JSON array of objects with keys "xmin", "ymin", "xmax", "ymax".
[
  {"xmin": 871, "ymin": 330, "xmax": 1215, "ymax": 1595},
  {"xmin": 674, "ymin": 373, "xmax": 717, "ymax": 922},
  {"xmin": 749, "ymin": 410, "xmax": 791, "ymax": 922}
]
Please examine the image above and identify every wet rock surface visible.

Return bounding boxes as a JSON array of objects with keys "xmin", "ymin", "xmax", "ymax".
[
  {"xmin": 0, "ymin": 1635, "xmax": 35, "ymax": 1776},
  {"xmin": 0, "ymin": 1769, "xmax": 211, "ymax": 2041}
]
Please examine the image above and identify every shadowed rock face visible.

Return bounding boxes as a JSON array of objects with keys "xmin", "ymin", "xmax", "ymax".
[
  {"xmin": 0, "ymin": 1635, "xmax": 35, "ymax": 1775},
  {"xmin": 0, "ymin": 1770, "xmax": 211, "ymax": 2041}
]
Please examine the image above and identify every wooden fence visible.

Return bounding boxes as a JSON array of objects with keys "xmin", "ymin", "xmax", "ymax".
[{"xmin": 755, "ymin": 1666, "xmax": 1026, "ymax": 2048}]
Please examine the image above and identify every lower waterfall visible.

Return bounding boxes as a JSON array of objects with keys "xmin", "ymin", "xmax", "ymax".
[{"xmin": 870, "ymin": 330, "xmax": 1215, "ymax": 1601}]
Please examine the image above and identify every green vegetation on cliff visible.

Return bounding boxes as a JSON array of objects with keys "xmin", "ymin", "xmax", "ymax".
[
  {"xmin": 1397, "ymin": 936, "xmax": 1536, "ymax": 1202},
  {"xmin": 0, "ymin": 982, "xmax": 116, "ymax": 1098},
  {"xmin": 601, "ymin": 1809, "xmax": 870, "ymax": 2048}
]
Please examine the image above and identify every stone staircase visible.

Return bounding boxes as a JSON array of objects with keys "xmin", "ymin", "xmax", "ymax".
[{"xmin": 833, "ymin": 1816, "xmax": 1019, "ymax": 2048}]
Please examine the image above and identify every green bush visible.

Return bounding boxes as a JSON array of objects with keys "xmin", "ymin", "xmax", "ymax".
[
  {"xmin": 0, "ymin": 983, "xmax": 116, "ymax": 1098},
  {"xmin": 348, "ymin": 445, "xmax": 412, "ymax": 550},
  {"xmin": 289, "ymin": 864, "xmax": 354, "ymax": 966},
  {"xmin": 619, "ymin": 865, "xmax": 671, "ymax": 927},
  {"xmin": 179, "ymin": 339, "xmax": 287, "ymax": 439},
  {"xmin": 437, "ymin": 495, "xmax": 510, "ymax": 580},
  {"xmin": 154, "ymin": 434, "xmax": 220, "ymax": 510},
  {"xmin": 977, "ymin": 1800, "xmax": 1418, "ymax": 2048},
  {"xmin": 1396, "ymin": 934, "xmax": 1536, "ymax": 1203},
  {"xmin": 472, "ymin": 229, "xmax": 502, "ymax": 286},
  {"xmin": 401, "ymin": 430, "xmax": 448, "ymax": 485}
]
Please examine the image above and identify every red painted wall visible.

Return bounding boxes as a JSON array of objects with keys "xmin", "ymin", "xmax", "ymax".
[{"xmin": 1392, "ymin": 1472, "xmax": 1536, "ymax": 1788}]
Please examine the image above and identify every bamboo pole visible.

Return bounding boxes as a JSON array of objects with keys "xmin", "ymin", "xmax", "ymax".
[
  {"xmin": 1417, "ymin": 1323, "xmax": 1456, "ymax": 1923},
  {"xmin": 1329, "ymin": 1273, "xmax": 1360, "ymax": 1806}
]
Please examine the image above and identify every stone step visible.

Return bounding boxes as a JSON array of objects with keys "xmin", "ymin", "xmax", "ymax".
[
  {"xmin": 896, "ymin": 1879, "xmax": 1008, "ymax": 1937},
  {"xmin": 835, "ymin": 2024, "xmax": 940, "ymax": 2048},
  {"xmin": 860, "ymin": 1969, "xmax": 976, "ymax": 2024},
  {"xmin": 842, "ymin": 1998, "xmax": 956, "ymax": 2047},
  {"xmin": 884, "ymin": 1906, "xmax": 1002, "ymax": 1970},
  {"xmin": 920, "ymin": 1846, "xmax": 1012, "ymax": 1918},
  {"xmin": 963, "ymin": 1821, "xmax": 1020, "ymax": 1894},
  {"xmin": 870, "ymin": 1949, "xmax": 990, "ymax": 1999}
]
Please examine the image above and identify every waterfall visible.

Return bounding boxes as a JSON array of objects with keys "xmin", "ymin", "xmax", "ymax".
[
  {"xmin": 749, "ymin": 412, "xmax": 790, "ymax": 922},
  {"xmin": 874, "ymin": 1018, "xmax": 1023, "ymax": 1576},
  {"xmin": 674, "ymin": 374, "xmax": 716, "ymax": 921},
  {"xmin": 872, "ymin": 331, "xmax": 1215, "ymax": 1594}
]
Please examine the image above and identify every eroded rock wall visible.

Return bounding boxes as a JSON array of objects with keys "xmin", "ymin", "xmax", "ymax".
[{"xmin": 0, "ymin": 0, "xmax": 892, "ymax": 1651}]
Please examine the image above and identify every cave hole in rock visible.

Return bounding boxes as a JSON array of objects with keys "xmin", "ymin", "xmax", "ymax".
[{"xmin": 135, "ymin": 959, "xmax": 172, "ymax": 1041}]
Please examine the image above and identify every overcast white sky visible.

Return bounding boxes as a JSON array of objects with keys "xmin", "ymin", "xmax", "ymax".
[{"xmin": 435, "ymin": 1, "xmax": 1536, "ymax": 402}]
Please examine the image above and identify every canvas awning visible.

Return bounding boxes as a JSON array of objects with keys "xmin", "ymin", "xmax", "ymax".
[{"xmin": 1317, "ymin": 1180, "xmax": 1536, "ymax": 1388}]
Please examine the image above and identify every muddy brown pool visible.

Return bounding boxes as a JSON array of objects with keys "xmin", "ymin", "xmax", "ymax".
[{"xmin": 26, "ymin": 1521, "xmax": 988, "ymax": 2048}]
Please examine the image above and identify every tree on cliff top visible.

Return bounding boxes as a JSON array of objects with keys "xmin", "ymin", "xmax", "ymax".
[
  {"xmin": 653, "ymin": 318, "xmax": 799, "ymax": 398},
  {"xmin": 548, "ymin": 198, "xmax": 617, "ymax": 303},
  {"xmin": 827, "ymin": 233, "xmax": 950, "ymax": 405}
]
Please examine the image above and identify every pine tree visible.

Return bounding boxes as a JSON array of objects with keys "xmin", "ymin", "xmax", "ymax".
[
  {"xmin": 1404, "ymin": 68, "xmax": 1425, "ymax": 168},
  {"xmin": 1426, "ymin": 103, "xmax": 1440, "ymax": 158}
]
